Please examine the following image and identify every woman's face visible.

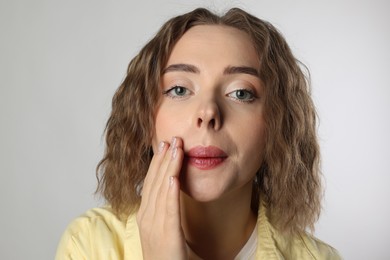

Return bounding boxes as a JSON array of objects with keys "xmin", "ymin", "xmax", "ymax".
[{"xmin": 153, "ymin": 25, "xmax": 266, "ymax": 202}]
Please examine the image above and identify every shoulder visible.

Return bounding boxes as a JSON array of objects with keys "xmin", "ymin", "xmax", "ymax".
[
  {"xmin": 257, "ymin": 201, "xmax": 342, "ymax": 259},
  {"xmin": 64, "ymin": 206, "xmax": 125, "ymax": 233},
  {"xmin": 59, "ymin": 206, "xmax": 126, "ymax": 244},
  {"xmin": 258, "ymin": 222, "xmax": 342, "ymax": 259},
  {"xmin": 55, "ymin": 207, "xmax": 127, "ymax": 260},
  {"xmin": 258, "ymin": 223, "xmax": 342, "ymax": 259},
  {"xmin": 298, "ymin": 232, "xmax": 342, "ymax": 260}
]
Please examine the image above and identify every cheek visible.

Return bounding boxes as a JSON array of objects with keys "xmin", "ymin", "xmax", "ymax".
[
  {"xmin": 238, "ymin": 117, "xmax": 266, "ymax": 162},
  {"xmin": 154, "ymin": 110, "xmax": 170, "ymax": 143},
  {"xmin": 252, "ymin": 122, "xmax": 266, "ymax": 155},
  {"xmin": 153, "ymin": 106, "xmax": 186, "ymax": 145}
]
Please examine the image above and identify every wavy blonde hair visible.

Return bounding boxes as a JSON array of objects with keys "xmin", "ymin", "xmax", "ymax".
[{"xmin": 97, "ymin": 7, "xmax": 322, "ymax": 234}]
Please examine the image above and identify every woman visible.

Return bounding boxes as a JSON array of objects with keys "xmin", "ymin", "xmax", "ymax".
[{"xmin": 56, "ymin": 7, "xmax": 341, "ymax": 259}]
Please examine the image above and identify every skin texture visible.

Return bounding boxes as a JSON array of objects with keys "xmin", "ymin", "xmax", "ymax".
[{"xmin": 137, "ymin": 25, "xmax": 266, "ymax": 260}]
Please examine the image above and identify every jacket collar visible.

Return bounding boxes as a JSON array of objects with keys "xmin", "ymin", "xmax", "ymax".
[{"xmin": 256, "ymin": 200, "xmax": 285, "ymax": 259}]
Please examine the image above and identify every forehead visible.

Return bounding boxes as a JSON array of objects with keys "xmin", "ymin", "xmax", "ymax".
[{"xmin": 167, "ymin": 25, "xmax": 259, "ymax": 68}]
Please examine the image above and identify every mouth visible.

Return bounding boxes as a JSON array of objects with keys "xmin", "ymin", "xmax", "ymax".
[{"xmin": 186, "ymin": 146, "xmax": 228, "ymax": 170}]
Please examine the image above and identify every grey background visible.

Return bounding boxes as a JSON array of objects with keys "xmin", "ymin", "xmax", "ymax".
[{"xmin": 1, "ymin": 0, "xmax": 389, "ymax": 259}]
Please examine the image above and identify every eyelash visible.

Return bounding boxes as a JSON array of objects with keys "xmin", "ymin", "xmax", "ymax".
[
  {"xmin": 162, "ymin": 86, "xmax": 191, "ymax": 99},
  {"xmin": 227, "ymin": 89, "xmax": 256, "ymax": 103}
]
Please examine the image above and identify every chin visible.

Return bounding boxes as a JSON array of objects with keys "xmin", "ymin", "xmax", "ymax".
[
  {"xmin": 179, "ymin": 172, "xmax": 228, "ymax": 202},
  {"xmin": 181, "ymin": 188, "xmax": 219, "ymax": 202}
]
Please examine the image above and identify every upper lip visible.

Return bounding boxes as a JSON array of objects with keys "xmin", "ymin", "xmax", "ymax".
[{"xmin": 187, "ymin": 146, "xmax": 227, "ymax": 158}]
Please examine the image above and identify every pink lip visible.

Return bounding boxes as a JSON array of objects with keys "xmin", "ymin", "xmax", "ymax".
[{"xmin": 186, "ymin": 146, "xmax": 227, "ymax": 170}]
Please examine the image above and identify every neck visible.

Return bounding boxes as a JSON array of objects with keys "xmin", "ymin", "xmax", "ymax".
[{"xmin": 180, "ymin": 182, "xmax": 257, "ymax": 260}]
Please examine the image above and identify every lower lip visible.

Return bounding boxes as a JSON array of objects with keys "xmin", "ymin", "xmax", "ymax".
[{"xmin": 187, "ymin": 157, "xmax": 227, "ymax": 170}]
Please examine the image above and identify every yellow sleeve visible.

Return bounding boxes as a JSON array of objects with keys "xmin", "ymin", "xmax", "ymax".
[
  {"xmin": 55, "ymin": 207, "xmax": 128, "ymax": 260},
  {"xmin": 55, "ymin": 218, "xmax": 89, "ymax": 260}
]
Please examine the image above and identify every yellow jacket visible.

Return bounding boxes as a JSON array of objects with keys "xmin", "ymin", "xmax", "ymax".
[{"xmin": 56, "ymin": 202, "xmax": 341, "ymax": 259}]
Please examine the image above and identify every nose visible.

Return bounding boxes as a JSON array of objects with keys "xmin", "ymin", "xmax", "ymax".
[{"xmin": 195, "ymin": 98, "xmax": 222, "ymax": 131}]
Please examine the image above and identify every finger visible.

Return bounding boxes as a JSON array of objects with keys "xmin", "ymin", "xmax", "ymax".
[
  {"xmin": 153, "ymin": 137, "xmax": 177, "ymax": 187},
  {"xmin": 157, "ymin": 137, "xmax": 183, "ymax": 203},
  {"xmin": 158, "ymin": 139, "xmax": 184, "ymax": 224},
  {"xmin": 138, "ymin": 141, "xmax": 168, "ymax": 213},
  {"xmin": 166, "ymin": 175, "xmax": 181, "ymax": 228},
  {"xmin": 164, "ymin": 147, "xmax": 184, "ymax": 235},
  {"xmin": 146, "ymin": 138, "xmax": 176, "ymax": 211},
  {"xmin": 168, "ymin": 137, "xmax": 183, "ymax": 180}
]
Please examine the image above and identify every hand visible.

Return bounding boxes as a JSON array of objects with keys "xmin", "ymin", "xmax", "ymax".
[{"xmin": 136, "ymin": 137, "xmax": 188, "ymax": 260}]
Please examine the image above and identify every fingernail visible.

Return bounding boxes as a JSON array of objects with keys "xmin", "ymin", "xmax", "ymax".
[
  {"xmin": 169, "ymin": 176, "xmax": 174, "ymax": 187},
  {"xmin": 158, "ymin": 141, "xmax": 165, "ymax": 154},
  {"xmin": 171, "ymin": 137, "xmax": 177, "ymax": 149},
  {"xmin": 172, "ymin": 147, "xmax": 177, "ymax": 159}
]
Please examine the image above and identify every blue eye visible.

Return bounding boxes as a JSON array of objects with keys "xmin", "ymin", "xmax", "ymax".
[
  {"xmin": 163, "ymin": 86, "xmax": 191, "ymax": 99},
  {"xmin": 173, "ymin": 86, "xmax": 187, "ymax": 96},
  {"xmin": 228, "ymin": 89, "xmax": 255, "ymax": 102}
]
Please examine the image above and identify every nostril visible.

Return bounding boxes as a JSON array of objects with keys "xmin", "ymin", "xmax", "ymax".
[
  {"xmin": 197, "ymin": 118, "xmax": 203, "ymax": 127},
  {"xmin": 209, "ymin": 119, "xmax": 215, "ymax": 128},
  {"xmin": 197, "ymin": 116, "xmax": 219, "ymax": 129}
]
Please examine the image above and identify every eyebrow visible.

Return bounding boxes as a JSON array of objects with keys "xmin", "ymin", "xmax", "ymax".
[
  {"xmin": 162, "ymin": 63, "xmax": 259, "ymax": 77},
  {"xmin": 223, "ymin": 66, "xmax": 259, "ymax": 77},
  {"xmin": 163, "ymin": 64, "xmax": 200, "ymax": 74}
]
